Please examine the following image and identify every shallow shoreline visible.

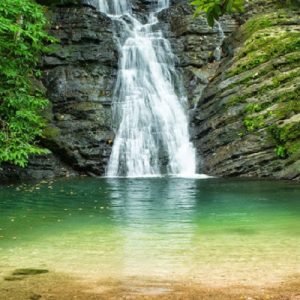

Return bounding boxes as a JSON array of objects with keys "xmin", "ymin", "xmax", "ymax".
[{"xmin": 1, "ymin": 271, "xmax": 300, "ymax": 300}]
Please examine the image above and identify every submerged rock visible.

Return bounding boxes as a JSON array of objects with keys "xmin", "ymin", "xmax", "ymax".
[
  {"xmin": 4, "ymin": 276, "xmax": 25, "ymax": 281},
  {"xmin": 12, "ymin": 268, "xmax": 49, "ymax": 276},
  {"xmin": 3, "ymin": 268, "xmax": 49, "ymax": 282}
]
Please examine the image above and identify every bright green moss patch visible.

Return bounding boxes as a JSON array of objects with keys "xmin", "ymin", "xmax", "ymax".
[
  {"xmin": 243, "ymin": 115, "xmax": 267, "ymax": 131},
  {"xmin": 222, "ymin": 51, "xmax": 300, "ymax": 93},
  {"xmin": 227, "ymin": 31, "xmax": 300, "ymax": 77},
  {"xmin": 286, "ymin": 139, "xmax": 300, "ymax": 157},
  {"xmin": 241, "ymin": 14, "xmax": 274, "ymax": 39},
  {"xmin": 226, "ymin": 69, "xmax": 300, "ymax": 108},
  {"xmin": 240, "ymin": 10, "xmax": 299, "ymax": 40},
  {"xmin": 245, "ymin": 102, "xmax": 269, "ymax": 113},
  {"xmin": 268, "ymin": 122, "xmax": 300, "ymax": 158},
  {"xmin": 271, "ymin": 100, "xmax": 300, "ymax": 119},
  {"xmin": 225, "ymin": 9, "xmax": 300, "ymax": 79},
  {"xmin": 222, "ymin": 4, "xmax": 300, "ymax": 160}
]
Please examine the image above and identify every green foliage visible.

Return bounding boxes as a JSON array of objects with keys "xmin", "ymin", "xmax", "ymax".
[
  {"xmin": 191, "ymin": 0, "xmax": 245, "ymax": 26},
  {"xmin": 275, "ymin": 145, "xmax": 288, "ymax": 158},
  {"xmin": 0, "ymin": 0, "xmax": 55, "ymax": 167},
  {"xmin": 243, "ymin": 115, "xmax": 266, "ymax": 131}
]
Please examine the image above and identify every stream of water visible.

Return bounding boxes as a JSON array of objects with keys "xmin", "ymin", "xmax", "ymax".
[{"xmin": 98, "ymin": 0, "xmax": 196, "ymax": 177}]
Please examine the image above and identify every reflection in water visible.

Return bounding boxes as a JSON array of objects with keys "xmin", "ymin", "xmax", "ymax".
[
  {"xmin": 107, "ymin": 179, "xmax": 197, "ymax": 276},
  {"xmin": 0, "ymin": 178, "xmax": 299, "ymax": 285}
]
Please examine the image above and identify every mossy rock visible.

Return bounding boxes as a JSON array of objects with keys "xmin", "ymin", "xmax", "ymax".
[{"xmin": 43, "ymin": 125, "xmax": 61, "ymax": 140}]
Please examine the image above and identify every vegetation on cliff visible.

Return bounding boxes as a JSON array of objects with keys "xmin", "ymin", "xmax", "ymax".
[
  {"xmin": 191, "ymin": 0, "xmax": 244, "ymax": 26},
  {"xmin": 224, "ymin": 7, "xmax": 300, "ymax": 160},
  {"xmin": 0, "ymin": 0, "xmax": 55, "ymax": 167},
  {"xmin": 191, "ymin": 0, "xmax": 300, "ymax": 26}
]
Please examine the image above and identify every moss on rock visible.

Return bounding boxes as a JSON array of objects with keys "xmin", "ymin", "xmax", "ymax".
[{"xmin": 222, "ymin": 8, "xmax": 300, "ymax": 160}]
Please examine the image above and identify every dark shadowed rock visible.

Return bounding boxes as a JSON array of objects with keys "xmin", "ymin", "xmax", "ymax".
[{"xmin": 41, "ymin": 5, "xmax": 117, "ymax": 176}]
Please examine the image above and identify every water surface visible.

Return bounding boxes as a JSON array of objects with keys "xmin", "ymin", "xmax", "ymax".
[{"xmin": 0, "ymin": 178, "xmax": 299, "ymax": 286}]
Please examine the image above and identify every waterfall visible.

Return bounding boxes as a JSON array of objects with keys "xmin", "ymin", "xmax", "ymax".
[
  {"xmin": 97, "ymin": 0, "xmax": 130, "ymax": 15},
  {"xmin": 98, "ymin": 0, "xmax": 196, "ymax": 177},
  {"xmin": 214, "ymin": 21, "xmax": 225, "ymax": 61}
]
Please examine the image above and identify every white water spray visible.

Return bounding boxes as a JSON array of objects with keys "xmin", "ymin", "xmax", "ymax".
[{"xmin": 98, "ymin": 0, "xmax": 196, "ymax": 177}]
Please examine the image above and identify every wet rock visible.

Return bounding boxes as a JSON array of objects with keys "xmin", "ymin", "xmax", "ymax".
[
  {"xmin": 0, "ymin": 154, "xmax": 76, "ymax": 183},
  {"xmin": 157, "ymin": 2, "xmax": 239, "ymax": 108},
  {"xmin": 41, "ymin": 5, "xmax": 116, "ymax": 176}
]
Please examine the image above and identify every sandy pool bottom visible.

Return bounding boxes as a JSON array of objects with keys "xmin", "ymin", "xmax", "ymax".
[{"xmin": 0, "ymin": 270, "xmax": 300, "ymax": 300}]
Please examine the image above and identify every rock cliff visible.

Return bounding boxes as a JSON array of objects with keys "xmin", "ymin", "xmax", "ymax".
[
  {"xmin": 190, "ymin": 1, "xmax": 300, "ymax": 180},
  {"xmin": 1, "ymin": 0, "xmax": 299, "ymax": 181},
  {"xmin": 42, "ymin": 5, "xmax": 116, "ymax": 176}
]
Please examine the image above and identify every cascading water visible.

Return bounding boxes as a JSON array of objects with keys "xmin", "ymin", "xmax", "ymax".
[
  {"xmin": 98, "ymin": 0, "xmax": 196, "ymax": 177},
  {"xmin": 214, "ymin": 21, "xmax": 225, "ymax": 61}
]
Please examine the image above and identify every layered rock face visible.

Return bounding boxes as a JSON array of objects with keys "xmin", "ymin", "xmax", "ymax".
[
  {"xmin": 158, "ymin": 3, "xmax": 238, "ymax": 109},
  {"xmin": 191, "ymin": 2, "xmax": 300, "ymax": 179},
  {"xmin": 42, "ymin": 5, "xmax": 116, "ymax": 176},
  {"xmin": 1, "ymin": 0, "xmax": 298, "ymax": 181},
  {"xmin": 1, "ymin": 3, "xmax": 117, "ymax": 181}
]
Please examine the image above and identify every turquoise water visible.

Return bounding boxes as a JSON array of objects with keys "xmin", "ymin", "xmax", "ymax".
[{"xmin": 0, "ymin": 178, "xmax": 299, "ymax": 285}]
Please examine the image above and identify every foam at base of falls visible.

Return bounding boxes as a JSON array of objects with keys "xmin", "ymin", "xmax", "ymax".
[{"xmin": 98, "ymin": 0, "xmax": 196, "ymax": 177}]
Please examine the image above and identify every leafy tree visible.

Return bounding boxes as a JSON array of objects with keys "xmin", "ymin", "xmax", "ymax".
[
  {"xmin": 191, "ymin": 0, "xmax": 245, "ymax": 26},
  {"xmin": 191, "ymin": 0, "xmax": 300, "ymax": 27},
  {"xmin": 0, "ymin": 0, "xmax": 55, "ymax": 167}
]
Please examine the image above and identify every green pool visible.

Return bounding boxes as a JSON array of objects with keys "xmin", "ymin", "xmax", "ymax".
[{"xmin": 0, "ymin": 178, "xmax": 299, "ymax": 286}]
